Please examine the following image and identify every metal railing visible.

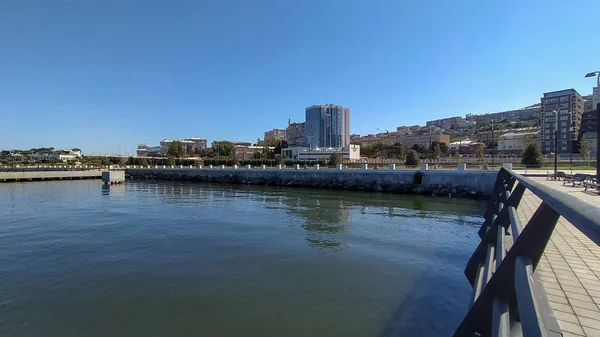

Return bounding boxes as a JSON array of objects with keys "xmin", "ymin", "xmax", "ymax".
[{"xmin": 453, "ymin": 167, "xmax": 600, "ymax": 337}]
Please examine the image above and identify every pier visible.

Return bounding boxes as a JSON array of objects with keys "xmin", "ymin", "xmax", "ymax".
[
  {"xmin": 0, "ymin": 168, "xmax": 102, "ymax": 182},
  {"xmin": 455, "ymin": 168, "xmax": 600, "ymax": 337}
]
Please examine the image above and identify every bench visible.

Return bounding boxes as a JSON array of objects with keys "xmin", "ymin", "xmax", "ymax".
[
  {"xmin": 564, "ymin": 173, "xmax": 587, "ymax": 187},
  {"xmin": 547, "ymin": 171, "xmax": 566, "ymax": 180},
  {"xmin": 584, "ymin": 177, "xmax": 600, "ymax": 194}
]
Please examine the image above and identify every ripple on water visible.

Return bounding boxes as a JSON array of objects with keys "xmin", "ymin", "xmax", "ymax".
[{"xmin": 0, "ymin": 180, "xmax": 485, "ymax": 337}]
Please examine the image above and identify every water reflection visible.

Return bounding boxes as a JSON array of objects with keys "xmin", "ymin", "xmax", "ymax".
[
  {"xmin": 101, "ymin": 184, "xmax": 125, "ymax": 196},
  {"xmin": 125, "ymin": 181, "xmax": 483, "ymax": 251}
]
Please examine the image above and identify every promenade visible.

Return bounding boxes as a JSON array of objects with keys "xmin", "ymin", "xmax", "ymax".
[{"xmin": 517, "ymin": 178, "xmax": 600, "ymax": 337}]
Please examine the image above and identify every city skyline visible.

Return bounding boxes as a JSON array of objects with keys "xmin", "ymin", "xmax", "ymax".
[{"xmin": 1, "ymin": 0, "xmax": 599, "ymax": 154}]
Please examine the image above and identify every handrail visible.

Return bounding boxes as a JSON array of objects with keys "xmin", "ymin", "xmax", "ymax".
[
  {"xmin": 453, "ymin": 167, "xmax": 596, "ymax": 337},
  {"xmin": 509, "ymin": 170, "xmax": 600, "ymax": 244}
]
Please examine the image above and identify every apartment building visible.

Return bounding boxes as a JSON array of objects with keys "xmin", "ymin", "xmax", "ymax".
[{"xmin": 540, "ymin": 89, "xmax": 584, "ymax": 154}]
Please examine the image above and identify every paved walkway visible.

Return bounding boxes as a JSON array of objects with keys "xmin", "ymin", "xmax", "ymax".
[{"xmin": 517, "ymin": 178, "xmax": 600, "ymax": 337}]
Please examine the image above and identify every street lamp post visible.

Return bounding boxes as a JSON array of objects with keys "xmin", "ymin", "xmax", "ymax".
[
  {"xmin": 585, "ymin": 71, "xmax": 600, "ymax": 178},
  {"xmin": 548, "ymin": 110, "xmax": 559, "ymax": 175}
]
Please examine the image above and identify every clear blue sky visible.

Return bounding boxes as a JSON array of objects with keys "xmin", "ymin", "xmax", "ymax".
[{"xmin": 1, "ymin": 0, "xmax": 599, "ymax": 155}]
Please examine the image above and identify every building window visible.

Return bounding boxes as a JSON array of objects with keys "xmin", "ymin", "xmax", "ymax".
[{"xmin": 561, "ymin": 146, "xmax": 567, "ymax": 151}]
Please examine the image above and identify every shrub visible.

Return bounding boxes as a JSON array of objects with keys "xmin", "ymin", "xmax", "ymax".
[
  {"xmin": 521, "ymin": 143, "xmax": 543, "ymax": 168},
  {"xmin": 405, "ymin": 150, "xmax": 421, "ymax": 166},
  {"xmin": 329, "ymin": 153, "xmax": 343, "ymax": 165}
]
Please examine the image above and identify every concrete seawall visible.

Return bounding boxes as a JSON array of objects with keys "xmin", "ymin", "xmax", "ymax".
[{"xmin": 126, "ymin": 168, "xmax": 497, "ymax": 198}]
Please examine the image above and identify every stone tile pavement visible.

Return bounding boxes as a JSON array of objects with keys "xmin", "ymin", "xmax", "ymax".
[{"xmin": 516, "ymin": 178, "xmax": 600, "ymax": 337}]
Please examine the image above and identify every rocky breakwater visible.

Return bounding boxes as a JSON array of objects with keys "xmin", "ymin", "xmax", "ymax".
[{"xmin": 127, "ymin": 168, "xmax": 497, "ymax": 199}]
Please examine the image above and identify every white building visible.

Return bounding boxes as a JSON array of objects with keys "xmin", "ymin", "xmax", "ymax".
[
  {"xmin": 28, "ymin": 149, "xmax": 81, "ymax": 162},
  {"xmin": 281, "ymin": 144, "xmax": 360, "ymax": 161},
  {"xmin": 497, "ymin": 131, "xmax": 541, "ymax": 153}
]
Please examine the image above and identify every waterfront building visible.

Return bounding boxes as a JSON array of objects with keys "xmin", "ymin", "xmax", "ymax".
[
  {"xmin": 540, "ymin": 89, "xmax": 584, "ymax": 154},
  {"xmin": 281, "ymin": 144, "xmax": 360, "ymax": 161},
  {"xmin": 28, "ymin": 149, "xmax": 81, "ymax": 162},
  {"xmin": 594, "ymin": 87, "xmax": 600, "ymax": 109},
  {"xmin": 305, "ymin": 104, "xmax": 350, "ymax": 148}
]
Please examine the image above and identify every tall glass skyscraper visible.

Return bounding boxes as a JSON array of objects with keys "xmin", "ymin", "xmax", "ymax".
[{"xmin": 305, "ymin": 104, "xmax": 350, "ymax": 148}]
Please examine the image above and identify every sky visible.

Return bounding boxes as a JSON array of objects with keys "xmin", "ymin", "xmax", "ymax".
[{"xmin": 1, "ymin": 0, "xmax": 599, "ymax": 155}]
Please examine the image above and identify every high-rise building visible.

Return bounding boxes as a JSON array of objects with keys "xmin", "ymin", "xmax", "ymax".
[
  {"xmin": 593, "ymin": 87, "xmax": 599, "ymax": 109},
  {"xmin": 305, "ymin": 104, "xmax": 350, "ymax": 148},
  {"xmin": 540, "ymin": 89, "xmax": 584, "ymax": 154}
]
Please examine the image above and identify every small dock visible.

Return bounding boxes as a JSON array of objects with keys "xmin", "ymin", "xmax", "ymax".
[{"xmin": 102, "ymin": 171, "xmax": 125, "ymax": 185}]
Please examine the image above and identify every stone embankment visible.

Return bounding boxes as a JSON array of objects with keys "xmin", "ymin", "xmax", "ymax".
[{"xmin": 126, "ymin": 168, "xmax": 497, "ymax": 198}]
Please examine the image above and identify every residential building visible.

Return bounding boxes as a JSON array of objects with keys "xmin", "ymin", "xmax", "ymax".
[
  {"xmin": 465, "ymin": 106, "xmax": 542, "ymax": 123},
  {"xmin": 396, "ymin": 125, "xmax": 421, "ymax": 134},
  {"xmin": 580, "ymin": 109, "xmax": 598, "ymax": 156},
  {"xmin": 281, "ymin": 144, "xmax": 360, "ymax": 161},
  {"xmin": 426, "ymin": 116, "xmax": 463, "ymax": 130},
  {"xmin": 400, "ymin": 133, "xmax": 450, "ymax": 149},
  {"xmin": 583, "ymin": 94, "xmax": 594, "ymax": 112},
  {"xmin": 540, "ymin": 89, "xmax": 584, "ymax": 154},
  {"xmin": 286, "ymin": 122, "xmax": 307, "ymax": 147},
  {"xmin": 580, "ymin": 109, "xmax": 598, "ymax": 136},
  {"xmin": 305, "ymin": 104, "xmax": 350, "ymax": 148},
  {"xmin": 497, "ymin": 131, "xmax": 541, "ymax": 154},
  {"xmin": 593, "ymin": 87, "xmax": 600, "ymax": 109},
  {"xmin": 231, "ymin": 145, "xmax": 275, "ymax": 161},
  {"xmin": 264, "ymin": 129, "xmax": 287, "ymax": 143},
  {"xmin": 448, "ymin": 140, "xmax": 485, "ymax": 154}
]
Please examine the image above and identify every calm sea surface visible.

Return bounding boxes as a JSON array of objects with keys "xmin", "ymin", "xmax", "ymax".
[{"xmin": 0, "ymin": 180, "xmax": 486, "ymax": 337}]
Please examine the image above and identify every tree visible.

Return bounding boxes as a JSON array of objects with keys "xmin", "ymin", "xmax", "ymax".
[
  {"xmin": 475, "ymin": 144, "xmax": 484, "ymax": 161},
  {"xmin": 167, "ymin": 156, "xmax": 176, "ymax": 165},
  {"xmin": 429, "ymin": 142, "xmax": 446, "ymax": 159},
  {"xmin": 579, "ymin": 138, "xmax": 592, "ymax": 166},
  {"xmin": 411, "ymin": 144, "xmax": 428, "ymax": 157},
  {"xmin": 329, "ymin": 153, "xmax": 343, "ymax": 165},
  {"xmin": 405, "ymin": 150, "xmax": 420, "ymax": 166},
  {"xmin": 167, "ymin": 141, "xmax": 182, "ymax": 157},
  {"xmin": 273, "ymin": 140, "xmax": 287, "ymax": 155},
  {"xmin": 387, "ymin": 143, "xmax": 406, "ymax": 160},
  {"xmin": 487, "ymin": 139, "xmax": 498, "ymax": 149},
  {"xmin": 521, "ymin": 143, "xmax": 543, "ymax": 168},
  {"xmin": 213, "ymin": 141, "xmax": 234, "ymax": 157}
]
